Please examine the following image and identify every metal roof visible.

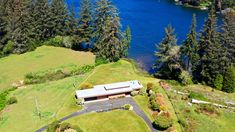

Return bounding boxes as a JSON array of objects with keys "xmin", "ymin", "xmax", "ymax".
[{"xmin": 76, "ymin": 80, "xmax": 143, "ymax": 99}]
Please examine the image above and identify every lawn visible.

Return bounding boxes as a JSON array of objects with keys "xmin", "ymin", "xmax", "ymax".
[
  {"xmin": 0, "ymin": 74, "xmax": 88, "ymax": 132},
  {"xmin": 0, "ymin": 46, "xmax": 95, "ymax": 90},
  {"xmin": 66, "ymin": 110, "xmax": 150, "ymax": 132}
]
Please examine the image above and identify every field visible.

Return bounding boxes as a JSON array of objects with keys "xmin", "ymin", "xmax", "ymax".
[
  {"xmin": 0, "ymin": 46, "xmax": 95, "ymax": 90},
  {"xmin": 166, "ymin": 83, "xmax": 235, "ymax": 132},
  {"xmin": 66, "ymin": 110, "xmax": 150, "ymax": 132}
]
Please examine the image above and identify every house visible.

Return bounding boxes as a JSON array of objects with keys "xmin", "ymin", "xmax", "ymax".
[{"xmin": 75, "ymin": 80, "xmax": 143, "ymax": 103}]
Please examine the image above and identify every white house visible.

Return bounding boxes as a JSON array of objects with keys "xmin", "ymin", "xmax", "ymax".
[{"xmin": 75, "ymin": 80, "xmax": 143, "ymax": 103}]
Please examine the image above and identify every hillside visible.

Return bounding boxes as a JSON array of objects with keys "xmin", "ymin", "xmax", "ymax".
[{"xmin": 0, "ymin": 46, "xmax": 95, "ymax": 90}]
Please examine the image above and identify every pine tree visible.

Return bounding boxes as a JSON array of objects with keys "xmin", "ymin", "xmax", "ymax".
[
  {"xmin": 11, "ymin": 0, "xmax": 32, "ymax": 53},
  {"xmin": 94, "ymin": 0, "xmax": 126, "ymax": 61},
  {"xmin": 121, "ymin": 26, "xmax": 131, "ymax": 57},
  {"xmin": 50, "ymin": 0, "xmax": 68, "ymax": 37},
  {"xmin": 32, "ymin": 0, "xmax": 52, "ymax": 41},
  {"xmin": 221, "ymin": 12, "xmax": 235, "ymax": 64},
  {"xmin": 180, "ymin": 14, "xmax": 198, "ymax": 73},
  {"xmin": 222, "ymin": 66, "xmax": 235, "ymax": 93},
  {"xmin": 76, "ymin": 0, "xmax": 93, "ymax": 49},
  {"xmin": 197, "ymin": 6, "xmax": 228, "ymax": 85},
  {"xmin": 154, "ymin": 25, "xmax": 181, "ymax": 79},
  {"xmin": 66, "ymin": 2, "xmax": 77, "ymax": 36},
  {"xmin": 0, "ymin": 0, "xmax": 8, "ymax": 51}
]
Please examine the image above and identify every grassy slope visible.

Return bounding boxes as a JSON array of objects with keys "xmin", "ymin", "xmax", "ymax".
[
  {"xmin": 0, "ymin": 75, "xmax": 88, "ymax": 132},
  {"xmin": 167, "ymin": 84, "xmax": 235, "ymax": 132},
  {"xmin": 66, "ymin": 110, "xmax": 150, "ymax": 132},
  {"xmin": 0, "ymin": 46, "xmax": 95, "ymax": 90}
]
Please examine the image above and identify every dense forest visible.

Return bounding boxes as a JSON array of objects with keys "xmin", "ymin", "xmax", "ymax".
[
  {"xmin": 154, "ymin": 5, "xmax": 235, "ymax": 93},
  {"xmin": 0, "ymin": 0, "xmax": 130, "ymax": 62},
  {"xmin": 177, "ymin": 0, "xmax": 235, "ymax": 10}
]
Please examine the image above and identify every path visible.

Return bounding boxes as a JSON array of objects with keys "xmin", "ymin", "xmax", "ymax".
[{"xmin": 35, "ymin": 97, "xmax": 156, "ymax": 132}]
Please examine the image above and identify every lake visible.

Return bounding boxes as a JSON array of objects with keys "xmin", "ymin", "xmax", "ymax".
[{"xmin": 66, "ymin": 0, "xmax": 209, "ymax": 73}]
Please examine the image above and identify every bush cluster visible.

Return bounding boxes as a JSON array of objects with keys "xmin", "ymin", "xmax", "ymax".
[
  {"xmin": 153, "ymin": 112, "xmax": 173, "ymax": 130},
  {"xmin": 122, "ymin": 104, "xmax": 132, "ymax": 110},
  {"xmin": 195, "ymin": 104, "xmax": 220, "ymax": 115},
  {"xmin": 188, "ymin": 91, "xmax": 207, "ymax": 101},
  {"xmin": 25, "ymin": 64, "xmax": 95, "ymax": 85},
  {"xmin": 80, "ymin": 82, "xmax": 93, "ymax": 90},
  {"xmin": 130, "ymin": 91, "xmax": 139, "ymax": 96},
  {"xmin": 179, "ymin": 70, "xmax": 193, "ymax": 86},
  {"xmin": 0, "ymin": 88, "xmax": 17, "ymax": 111},
  {"xmin": 7, "ymin": 97, "xmax": 18, "ymax": 104},
  {"xmin": 47, "ymin": 121, "xmax": 83, "ymax": 132}
]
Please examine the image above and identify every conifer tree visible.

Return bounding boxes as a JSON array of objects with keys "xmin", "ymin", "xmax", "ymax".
[
  {"xmin": 50, "ymin": 0, "xmax": 68, "ymax": 36},
  {"xmin": 66, "ymin": 3, "xmax": 77, "ymax": 35},
  {"xmin": 121, "ymin": 26, "xmax": 131, "ymax": 57},
  {"xmin": 94, "ymin": 0, "xmax": 127, "ymax": 61},
  {"xmin": 76, "ymin": 0, "xmax": 93, "ymax": 49},
  {"xmin": 154, "ymin": 25, "xmax": 181, "ymax": 79},
  {"xmin": 32, "ymin": 0, "xmax": 52, "ymax": 41},
  {"xmin": 222, "ymin": 66, "xmax": 235, "ymax": 93},
  {"xmin": 221, "ymin": 12, "xmax": 235, "ymax": 64},
  {"xmin": 180, "ymin": 14, "xmax": 198, "ymax": 73},
  {"xmin": 197, "ymin": 6, "xmax": 228, "ymax": 85},
  {"xmin": 0, "ymin": 0, "xmax": 8, "ymax": 51}
]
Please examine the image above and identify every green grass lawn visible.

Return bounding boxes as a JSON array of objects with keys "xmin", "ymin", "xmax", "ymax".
[
  {"xmin": 0, "ymin": 46, "xmax": 95, "ymax": 90},
  {"xmin": 0, "ymin": 74, "xmax": 88, "ymax": 132},
  {"xmin": 66, "ymin": 110, "xmax": 150, "ymax": 132}
]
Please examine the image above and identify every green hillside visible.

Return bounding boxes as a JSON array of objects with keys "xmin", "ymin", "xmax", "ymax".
[{"xmin": 0, "ymin": 46, "xmax": 95, "ymax": 90}]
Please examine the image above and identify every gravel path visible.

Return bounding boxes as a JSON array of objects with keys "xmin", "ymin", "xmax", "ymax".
[{"xmin": 35, "ymin": 97, "xmax": 156, "ymax": 132}]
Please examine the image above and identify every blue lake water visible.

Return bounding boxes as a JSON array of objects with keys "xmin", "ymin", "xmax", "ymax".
[{"xmin": 66, "ymin": 0, "xmax": 210, "ymax": 73}]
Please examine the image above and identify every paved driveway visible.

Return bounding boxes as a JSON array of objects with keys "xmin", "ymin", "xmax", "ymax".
[{"xmin": 35, "ymin": 97, "xmax": 156, "ymax": 132}]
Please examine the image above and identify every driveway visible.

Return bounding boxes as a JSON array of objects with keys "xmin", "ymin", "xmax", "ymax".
[{"xmin": 35, "ymin": 97, "xmax": 156, "ymax": 132}]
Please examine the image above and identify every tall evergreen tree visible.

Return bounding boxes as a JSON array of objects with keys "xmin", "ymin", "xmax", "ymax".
[
  {"xmin": 76, "ymin": 0, "xmax": 93, "ymax": 49},
  {"xmin": 180, "ymin": 14, "xmax": 198, "ymax": 73},
  {"xmin": 66, "ymin": 2, "xmax": 77, "ymax": 35},
  {"xmin": 222, "ymin": 65, "xmax": 235, "ymax": 93},
  {"xmin": 221, "ymin": 12, "xmax": 235, "ymax": 64},
  {"xmin": 93, "ymin": 0, "xmax": 127, "ymax": 61},
  {"xmin": 0, "ymin": 0, "xmax": 8, "ymax": 51},
  {"xmin": 121, "ymin": 26, "xmax": 131, "ymax": 57},
  {"xmin": 197, "ymin": 6, "xmax": 228, "ymax": 85},
  {"xmin": 154, "ymin": 25, "xmax": 181, "ymax": 79},
  {"xmin": 50, "ymin": 0, "xmax": 68, "ymax": 36},
  {"xmin": 32, "ymin": 0, "xmax": 52, "ymax": 41},
  {"xmin": 12, "ymin": 0, "xmax": 32, "ymax": 53}
]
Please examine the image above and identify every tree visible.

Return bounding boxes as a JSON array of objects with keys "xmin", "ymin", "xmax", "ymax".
[
  {"xmin": 66, "ymin": 2, "xmax": 77, "ymax": 36},
  {"xmin": 76, "ymin": 0, "xmax": 94, "ymax": 49},
  {"xmin": 0, "ymin": 0, "xmax": 8, "ymax": 52},
  {"xmin": 222, "ymin": 66, "xmax": 235, "ymax": 93},
  {"xmin": 214, "ymin": 74, "xmax": 223, "ymax": 90},
  {"xmin": 121, "ymin": 26, "xmax": 131, "ymax": 57},
  {"xmin": 50, "ymin": 0, "xmax": 68, "ymax": 37},
  {"xmin": 180, "ymin": 14, "xmax": 198, "ymax": 73},
  {"xmin": 197, "ymin": 6, "xmax": 228, "ymax": 85},
  {"xmin": 154, "ymin": 25, "xmax": 181, "ymax": 79},
  {"xmin": 93, "ymin": 0, "xmax": 127, "ymax": 61},
  {"xmin": 32, "ymin": 0, "xmax": 52, "ymax": 41},
  {"xmin": 221, "ymin": 12, "xmax": 235, "ymax": 65}
]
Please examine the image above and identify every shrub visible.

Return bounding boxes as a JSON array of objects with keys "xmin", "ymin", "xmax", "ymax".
[
  {"xmin": 76, "ymin": 98, "xmax": 84, "ymax": 105},
  {"xmin": 147, "ymin": 82, "xmax": 154, "ymax": 91},
  {"xmin": 179, "ymin": 70, "xmax": 193, "ymax": 85},
  {"xmin": 130, "ymin": 91, "xmax": 139, "ymax": 96},
  {"xmin": 195, "ymin": 104, "xmax": 220, "ymax": 116},
  {"xmin": 80, "ymin": 82, "xmax": 93, "ymax": 90},
  {"xmin": 71, "ymin": 125, "xmax": 83, "ymax": 132},
  {"xmin": 188, "ymin": 91, "xmax": 207, "ymax": 101},
  {"xmin": 159, "ymin": 105, "xmax": 167, "ymax": 111},
  {"xmin": 63, "ymin": 36, "xmax": 74, "ymax": 48},
  {"xmin": 47, "ymin": 120, "xmax": 60, "ymax": 132},
  {"xmin": 3, "ymin": 40, "xmax": 14, "ymax": 54},
  {"xmin": 139, "ymin": 88, "xmax": 146, "ymax": 96},
  {"xmin": 60, "ymin": 122, "xmax": 72, "ymax": 131},
  {"xmin": 122, "ymin": 104, "xmax": 132, "ymax": 110},
  {"xmin": 222, "ymin": 66, "xmax": 235, "ymax": 93},
  {"xmin": 95, "ymin": 57, "xmax": 108, "ymax": 66},
  {"xmin": 150, "ymin": 100, "xmax": 160, "ymax": 111},
  {"xmin": 153, "ymin": 112, "xmax": 173, "ymax": 130},
  {"xmin": 45, "ymin": 36, "xmax": 63, "ymax": 47},
  {"xmin": 7, "ymin": 97, "xmax": 17, "ymax": 105},
  {"xmin": 214, "ymin": 74, "xmax": 223, "ymax": 90}
]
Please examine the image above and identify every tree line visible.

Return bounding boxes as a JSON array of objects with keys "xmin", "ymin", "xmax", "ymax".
[
  {"xmin": 0, "ymin": 0, "xmax": 130, "ymax": 62},
  {"xmin": 154, "ymin": 6, "xmax": 235, "ymax": 93}
]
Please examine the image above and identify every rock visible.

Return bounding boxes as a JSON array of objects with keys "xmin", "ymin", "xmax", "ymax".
[{"xmin": 188, "ymin": 102, "xmax": 192, "ymax": 107}]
